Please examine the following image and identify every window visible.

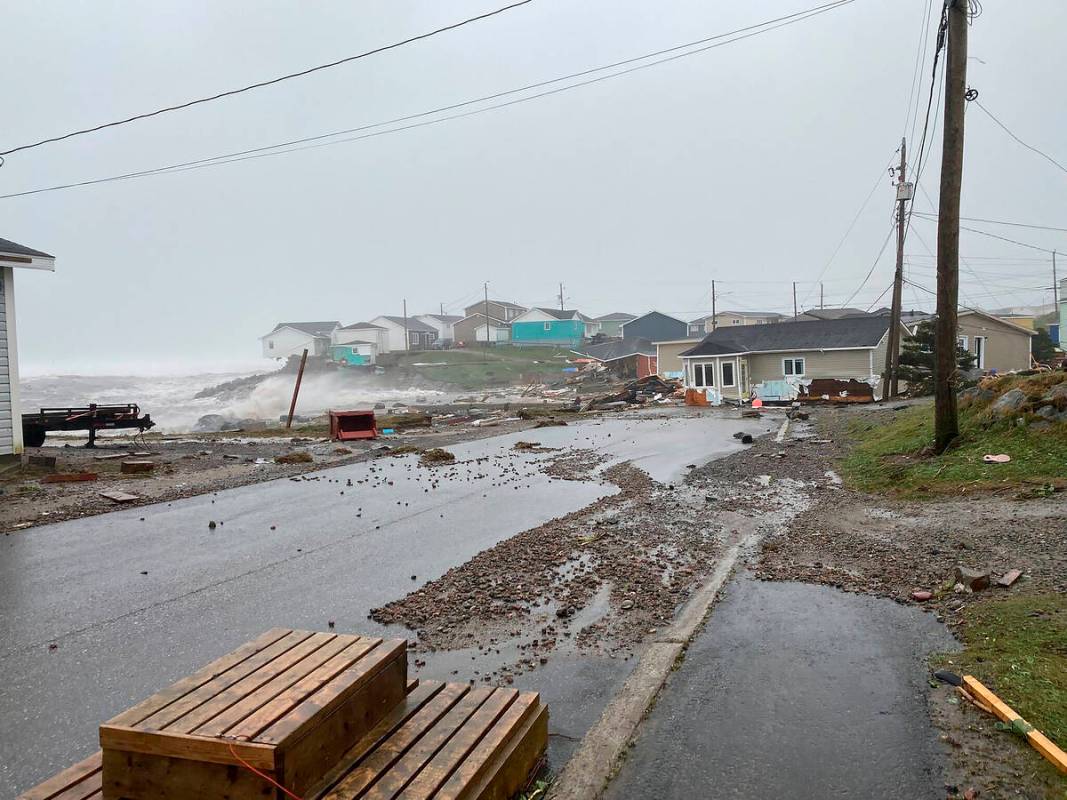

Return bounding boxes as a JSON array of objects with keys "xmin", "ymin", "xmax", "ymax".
[
  {"xmin": 783, "ymin": 357, "xmax": 805, "ymax": 376},
  {"xmin": 957, "ymin": 335, "xmax": 969, "ymax": 351},
  {"xmin": 269, "ymin": 341, "xmax": 275, "ymax": 349},
  {"xmin": 731, "ymin": 319, "xmax": 741, "ymax": 325},
  {"xmin": 543, "ymin": 321, "xmax": 552, "ymax": 331},
  {"xmin": 693, "ymin": 363, "xmax": 717, "ymax": 388},
  {"xmin": 721, "ymin": 362, "xmax": 735, "ymax": 387}
]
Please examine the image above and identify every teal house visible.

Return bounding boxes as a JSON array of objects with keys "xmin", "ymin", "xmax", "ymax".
[
  {"xmin": 510, "ymin": 308, "xmax": 596, "ymax": 347},
  {"xmin": 328, "ymin": 340, "xmax": 376, "ymax": 366}
]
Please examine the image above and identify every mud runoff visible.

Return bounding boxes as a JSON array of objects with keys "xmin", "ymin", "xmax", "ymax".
[{"xmin": 371, "ymin": 440, "xmax": 813, "ymax": 686}]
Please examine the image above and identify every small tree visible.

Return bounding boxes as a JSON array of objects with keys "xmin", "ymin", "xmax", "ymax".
[
  {"xmin": 897, "ymin": 319, "xmax": 976, "ymax": 395},
  {"xmin": 1032, "ymin": 326, "xmax": 1057, "ymax": 363}
]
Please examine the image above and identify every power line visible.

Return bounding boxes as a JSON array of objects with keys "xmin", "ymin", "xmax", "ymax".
[
  {"xmin": 0, "ymin": 0, "xmax": 860, "ymax": 201},
  {"xmin": 798, "ymin": 149, "xmax": 898, "ymax": 309},
  {"xmin": 974, "ymin": 99, "xmax": 1067, "ymax": 176},
  {"xmin": 911, "ymin": 214, "xmax": 1056, "ymax": 253},
  {"xmin": 912, "ymin": 211, "xmax": 1067, "ymax": 234},
  {"xmin": 0, "ymin": 0, "xmax": 535, "ymax": 158},
  {"xmin": 842, "ymin": 221, "xmax": 897, "ymax": 307}
]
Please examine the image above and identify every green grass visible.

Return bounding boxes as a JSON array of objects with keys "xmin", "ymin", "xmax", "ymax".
[
  {"xmin": 840, "ymin": 405, "xmax": 1067, "ymax": 496},
  {"xmin": 940, "ymin": 594, "xmax": 1067, "ymax": 793},
  {"xmin": 391, "ymin": 346, "xmax": 575, "ymax": 389}
]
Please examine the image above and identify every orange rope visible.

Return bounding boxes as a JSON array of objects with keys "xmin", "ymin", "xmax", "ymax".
[{"xmin": 227, "ymin": 741, "xmax": 304, "ymax": 800}]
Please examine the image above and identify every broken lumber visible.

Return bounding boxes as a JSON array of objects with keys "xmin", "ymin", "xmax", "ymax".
[
  {"xmin": 100, "ymin": 490, "xmax": 139, "ymax": 504},
  {"xmin": 41, "ymin": 472, "xmax": 98, "ymax": 483},
  {"xmin": 962, "ymin": 675, "xmax": 1067, "ymax": 774}
]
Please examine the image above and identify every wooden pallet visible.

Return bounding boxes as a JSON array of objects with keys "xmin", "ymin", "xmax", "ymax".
[
  {"xmin": 99, "ymin": 629, "xmax": 407, "ymax": 800},
  {"xmin": 17, "ymin": 751, "xmax": 102, "ymax": 800},
  {"xmin": 312, "ymin": 680, "xmax": 547, "ymax": 800},
  {"xmin": 18, "ymin": 630, "xmax": 546, "ymax": 800}
]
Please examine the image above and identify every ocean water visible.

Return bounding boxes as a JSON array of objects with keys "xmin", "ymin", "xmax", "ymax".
[{"xmin": 18, "ymin": 371, "xmax": 455, "ymax": 433}]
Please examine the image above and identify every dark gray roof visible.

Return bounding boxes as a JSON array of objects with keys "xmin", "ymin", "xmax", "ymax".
[
  {"xmin": 791, "ymin": 308, "xmax": 870, "ymax": 321},
  {"xmin": 421, "ymin": 314, "xmax": 463, "ymax": 323},
  {"xmin": 339, "ymin": 321, "xmax": 385, "ymax": 330},
  {"xmin": 0, "ymin": 237, "xmax": 54, "ymax": 259},
  {"xmin": 681, "ymin": 316, "xmax": 891, "ymax": 358},
  {"xmin": 376, "ymin": 315, "xmax": 438, "ymax": 333},
  {"xmin": 595, "ymin": 312, "xmax": 637, "ymax": 322},
  {"xmin": 531, "ymin": 307, "xmax": 581, "ymax": 320},
  {"xmin": 270, "ymin": 321, "xmax": 339, "ymax": 337},
  {"xmin": 573, "ymin": 337, "xmax": 657, "ymax": 362}
]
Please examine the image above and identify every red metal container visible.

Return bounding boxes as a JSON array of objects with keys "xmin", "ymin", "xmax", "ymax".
[{"xmin": 329, "ymin": 410, "xmax": 378, "ymax": 440}]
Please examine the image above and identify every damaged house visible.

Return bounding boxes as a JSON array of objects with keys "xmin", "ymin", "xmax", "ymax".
[
  {"xmin": 679, "ymin": 315, "xmax": 907, "ymax": 402},
  {"xmin": 571, "ymin": 338, "xmax": 657, "ymax": 379}
]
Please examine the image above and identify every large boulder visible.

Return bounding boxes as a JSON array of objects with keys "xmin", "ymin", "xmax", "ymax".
[
  {"xmin": 990, "ymin": 388, "xmax": 1028, "ymax": 417},
  {"xmin": 1041, "ymin": 381, "xmax": 1067, "ymax": 405},
  {"xmin": 958, "ymin": 385, "xmax": 995, "ymax": 408}
]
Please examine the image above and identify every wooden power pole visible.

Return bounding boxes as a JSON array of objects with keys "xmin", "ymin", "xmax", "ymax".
[
  {"xmin": 792, "ymin": 282, "xmax": 798, "ymax": 318},
  {"xmin": 403, "ymin": 298, "xmax": 409, "ymax": 351},
  {"xmin": 285, "ymin": 349, "xmax": 308, "ymax": 429},
  {"xmin": 934, "ymin": 0, "xmax": 969, "ymax": 451},
  {"xmin": 711, "ymin": 280, "xmax": 717, "ymax": 331},
  {"xmin": 883, "ymin": 137, "xmax": 909, "ymax": 399}
]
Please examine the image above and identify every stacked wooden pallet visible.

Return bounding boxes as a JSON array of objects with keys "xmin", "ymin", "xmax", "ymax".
[{"xmin": 17, "ymin": 628, "xmax": 547, "ymax": 800}]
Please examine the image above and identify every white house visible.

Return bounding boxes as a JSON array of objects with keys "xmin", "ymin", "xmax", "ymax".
[
  {"xmin": 332, "ymin": 322, "xmax": 389, "ymax": 353},
  {"xmin": 416, "ymin": 314, "xmax": 462, "ymax": 344},
  {"xmin": 260, "ymin": 321, "xmax": 339, "ymax": 359},
  {"xmin": 2, "ymin": 237, "xmax": 56, "ymax": 460},
  {"xmin": 370, "ymin": 315, "xmax": 439, "ymax": 351}
]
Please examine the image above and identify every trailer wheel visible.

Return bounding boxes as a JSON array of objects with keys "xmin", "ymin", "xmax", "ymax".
[{"xmin": 22, "ymin": 423, "xmax": 46, "ymax": 448}]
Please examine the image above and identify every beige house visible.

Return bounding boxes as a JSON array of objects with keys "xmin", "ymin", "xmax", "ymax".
[
  {"xmin": 688, "ymin": 310, "xmax": 784, "ymax": 337},
  {"xmin": 654, "ymin": 338, "xmax": 703, "ymax": 378},
  {"xmin": 680, "ymin": 316, "xmax": 904, "ymax": 401},
  {"xmin": 905, "ymin": 310, "xmax": 1035, "ymax": 372}
]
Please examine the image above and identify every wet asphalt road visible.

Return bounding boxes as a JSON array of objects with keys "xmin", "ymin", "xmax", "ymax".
[
  {"xmin": 0, "ymin": 413, "xmax": 763, "ymax": 795},
  {"xmin": 605, "ymin": 574, "xmax": 958, "ymax": 800}
]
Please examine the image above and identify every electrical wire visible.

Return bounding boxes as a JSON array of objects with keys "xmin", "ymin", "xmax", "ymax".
[
  {"xmin": 911, "ymin": 212, "xmax": 1067, "ymax": 234},
  {"xmin": 842, "ymin": 222, "xmax": 897, "ymax": 307},
  {"xmin": 974, "ymin": 100, "xmax": 1067, "ymax": 176},
  {"xmin": 910, "ymin": 214, "xmax": 1056, "ymax": 253},
  {"xmin": 798, "ymin": 149, "xmax": 898, "ymax": 309},
  {"xmin": 0, "ymin": 0, "xmax": 860, "ymax": 201},
  {"xmin": 0, "ymin": 0, "xmax": 535, "ymax": 157}
]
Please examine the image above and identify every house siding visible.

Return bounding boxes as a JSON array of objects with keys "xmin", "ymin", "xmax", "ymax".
[
  {"xmin": 0, "ymin": 268, "xmax": 14, "ymax": 456},
  {"xmin": 957, "ymin": 316, "xmax": 1031, "ymax": 372},
  {"xmin": 512, "ymin": 319, "xmax": 584, "ymax": 346},
  {"xmin": 597, "ymin": 319, "xmax": 627, "ymax": 337},
  {"xmin": 621, "ymin": 313, "xmax": 688, "ymax": 342},
  {"xmin": 453, "ymin": 314, "xmax": 509, "ymax": 345},
  {"xmin": 745, "ymin": 349, "xmax": 876, "ymax": 383},
  {"xmin": 656, "ymin": 340, "xmax": 702, "ymax": 378},
  {"xmin": 262, "ymin": 327, "xmax": 329, "ymax": 359}
]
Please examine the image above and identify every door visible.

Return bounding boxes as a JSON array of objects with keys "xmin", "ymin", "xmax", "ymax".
[
  {"xmin": 739, "ymin": 359, "xmax": 749, "ymax": 393},
  {"xmin": 973, "ymin": 336, "xmax": 986, "ymax": 369}
]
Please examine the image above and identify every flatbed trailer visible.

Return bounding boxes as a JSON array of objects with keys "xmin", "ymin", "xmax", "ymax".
[{"xmin": 22, "ymin": 403, "xmax": 155, "ymax": 448}]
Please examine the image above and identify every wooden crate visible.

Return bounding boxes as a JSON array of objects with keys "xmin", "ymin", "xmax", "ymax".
[
  {"xmin": 311, "ymin": 680, "xmax": 548, "ymax": 800},
  {"xmin": 17, "ymin": 751, "xmax": 103, "ymax": 800},
  {"xmin": 99, "ymin": 629, "xmax": 407, "ymax": 800}
]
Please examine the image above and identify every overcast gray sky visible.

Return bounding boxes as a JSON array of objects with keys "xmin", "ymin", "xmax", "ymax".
[{"xmin": 3, "ymin": 0, "xmax": 1065, "ymax": 374}]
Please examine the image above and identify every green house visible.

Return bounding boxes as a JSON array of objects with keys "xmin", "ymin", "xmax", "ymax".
[{"xmin": 510, "ymin": 308, "xmax": 596, "ymax": 347}]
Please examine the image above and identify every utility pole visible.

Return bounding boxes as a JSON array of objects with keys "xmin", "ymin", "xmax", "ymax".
[
  {"xmin": 792, "ymin": 282, "xmax": 798, "ymax": 318},
  {"xmin": 934, "ymin": 0, "xmax": 969, "ymax": 451},
  {"xmin": 884, "ymin": 137, "xmax": 910, "ymax": 399},
  {"xmin": 440, "ymin": 302, "xmax": 445, "ymax": 316},
  {"xmin": 483, "ymin": 283, "xmax": 490, "ymax": 347},
  {"xmin": 403, "ymin": 298, "xmax": 409, "ymax": 352},
  {"xmin": 1053, "ymin": 250, "xmax": 1059, "ymax": 308},
  {"xmin": 711, "ymin": 280, "xmax": 717, "ymax": 331},
  {"xmin": 558, "ymin": 283, "xmax": 565, "ymax": 311},
  {"xmin": 820, "ymin": 282, "xmax": 824, "ymax": 310}
]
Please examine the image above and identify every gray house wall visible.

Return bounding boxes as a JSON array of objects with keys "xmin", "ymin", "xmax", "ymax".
[
  {"xmin": 621, "ymin": 313, "xmax": 688, "ymax": 343},
  {"xmin": 1, "ymin": 269, "xmax": 14, "ymax": 456}
]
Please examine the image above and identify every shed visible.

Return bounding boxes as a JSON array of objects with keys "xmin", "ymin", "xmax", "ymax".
[
  {"xmin": 1, "ymin": 237, "xmax": 56, "ymax": 460},
  {"xmin": 572, "ymin": 338, "xmax": 657, "ymax": 379}
]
